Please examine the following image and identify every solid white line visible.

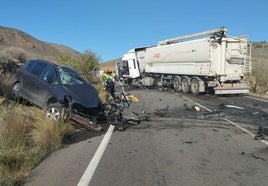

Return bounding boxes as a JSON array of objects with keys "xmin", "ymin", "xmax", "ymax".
[
  {"xmin": 179, "ymin": 93, "xmax": 268, "ymax": 146},
  {"xmin": 246, "ymin": 96, "xmax": 268, "ymax": 103},
  {"xmin": 223, "ymin": 118, "xmax": 268, "ymax": 146},
  {"xmin": 77, "ymin": 124, "xmax": 115, "ymax": 186}
]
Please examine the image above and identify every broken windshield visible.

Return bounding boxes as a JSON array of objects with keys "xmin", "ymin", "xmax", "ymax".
[{"xmin": 59, "ymin": 68, "xmax": 85, "ymax": 86}]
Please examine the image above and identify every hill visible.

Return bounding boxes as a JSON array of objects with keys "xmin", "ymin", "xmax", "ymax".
[
  {"xmin": 0, "ymin": 26, "xmax": 81, "ymax": 62},
  {"xmin": 1, "ymin": 25, "xmax": 267, "ymax": 74},
  {"xmin": 100, "ymin": 58, "xmax": 120, "ymax": 72},
  {"xmin": 251, "ymin": 42, "xmax": 268, "ymax": 62}
]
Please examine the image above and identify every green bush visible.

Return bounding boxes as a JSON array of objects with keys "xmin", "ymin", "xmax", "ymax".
[{"xmin": 56, "ymin": 50, "xmax": 100, "ymax": 84}]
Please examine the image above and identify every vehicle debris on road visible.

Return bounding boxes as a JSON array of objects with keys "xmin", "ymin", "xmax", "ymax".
[
  {"xmin": 219, "ymin": 103, "xmax": 245, "ymax": 110},
  {"xmin": 183, "ymin": 103, "xmax": 201, "ymax": 111},
  {"xmin": 101, "ymin": 79, "xmax": 140, "ymax": 131},
  {"xmin": 254, "ymin": 124, "xmax": 268, "ymax": 140}
]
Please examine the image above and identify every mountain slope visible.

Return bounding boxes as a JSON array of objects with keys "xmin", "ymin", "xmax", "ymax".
[{"xmin": 0, "ymin": 26, "xmax": 81, "ymax": 62}]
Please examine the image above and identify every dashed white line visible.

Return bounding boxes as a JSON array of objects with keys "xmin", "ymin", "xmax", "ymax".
[{"xmin": 77, "ymin": 124, "xmax": 115, "ymax": 186}]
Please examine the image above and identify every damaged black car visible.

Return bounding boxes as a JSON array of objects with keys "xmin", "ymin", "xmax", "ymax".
[{"xmin": 12, "ymin": 59, "xmax": 100, "ymax": 120}]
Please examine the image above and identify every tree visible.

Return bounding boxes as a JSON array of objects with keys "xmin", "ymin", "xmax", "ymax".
[
  {"xmin": 56, "ymin": 50, "xmax": 100, "ymax": 84},
  {"xmin": 79, "ymin": 50, "xmax": 100, "ymax": 83},
  {"xmin": 55, "ymin": 53, "xmax": 79, "ymax": 69}
]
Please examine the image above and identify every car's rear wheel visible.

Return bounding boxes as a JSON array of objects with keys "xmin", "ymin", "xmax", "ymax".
[
  {"xmin": 45, "ymin": 103, "xmax": 62, "ymax": 121},
  {"xmin": 12, "ymin": 82, "xmax": 21, "ymax": 101}
]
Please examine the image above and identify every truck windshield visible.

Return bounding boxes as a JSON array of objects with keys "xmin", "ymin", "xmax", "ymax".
[{"xmin": 59, "ymin": 68, "xmax": 85, "ymax": 86}]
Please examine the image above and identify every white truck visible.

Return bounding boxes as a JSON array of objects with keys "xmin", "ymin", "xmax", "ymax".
[{"xmin": 116, "ymin": 27, "xmax": 251, "ymax": 95}]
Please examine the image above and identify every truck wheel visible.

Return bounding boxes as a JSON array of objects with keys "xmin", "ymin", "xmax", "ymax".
[
  {"xmin": 181, "ymin": 78, "xmax": 189, "ymax": 94},
  {"xmin": 173, "ymin": 77, "xmax": 181, "ymax": 92},
  {"xmin": 154, "ymin": 78, "xmax": 162, "ymax": 89},
  {"xmin": 190, "ymin": 79, "xmax": 199, "ymax": 95},
  {"xmin": 45, "ymin": 103, "xmax": 62, "ymax": 121}
]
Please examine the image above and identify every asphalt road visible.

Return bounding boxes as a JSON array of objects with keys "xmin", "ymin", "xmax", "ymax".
[{"xmin": 25, "ymin": 89, "xmax": 268, "ymax": 186}]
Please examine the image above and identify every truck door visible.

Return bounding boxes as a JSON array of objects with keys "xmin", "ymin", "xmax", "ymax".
[{"xmin": 128, "ymin": 59, "xmax": 140, "ymax": 78}]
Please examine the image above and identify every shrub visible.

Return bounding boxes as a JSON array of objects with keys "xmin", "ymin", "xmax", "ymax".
[
  {"xmin": 0, "ymin": 75, "xmax": 13, "ymax": 96},
  {"xmin": 0, "ymin": 104, "xmax": 75, "ymax": 185},
  {"xmin": 0, "ymin": 47, "xmax": 26, "ymax": 65},
  {"xmin": 249, "ymin": 58, "xmax": 268, "ymax": 94},
  {"xmin": 56, "ymin": 50, "xmax": 101, "ymax": 84},
  {"xmin": 30, "ymin": 116, "xmax": 65, "ymax": 153}
]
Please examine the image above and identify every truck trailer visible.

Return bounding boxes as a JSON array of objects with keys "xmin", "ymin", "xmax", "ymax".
[{"xmin": 115, "ymin": 27, "xmax": 251, "ymax": 95}]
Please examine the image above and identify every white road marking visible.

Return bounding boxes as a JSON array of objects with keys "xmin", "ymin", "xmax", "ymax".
[
  {"xmin": 179, "ymin": 93, "xmax": 268, "ymax": 146},
  {"xmin": 77, "ymin": 124, "xmax": 115, "ymax": 186},
  {"xmin": 246, "ymin": 96, "xmax": 268, "ymax": 103}
]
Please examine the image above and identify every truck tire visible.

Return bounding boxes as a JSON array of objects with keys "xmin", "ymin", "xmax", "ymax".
[
  {"xmin": 173, "ymin": 77, "xmax": 181, "ymax": 92},
  {"xmin": 190, "ymin": 78, "xmax": 199, "ymax": 95},
  {"xmin": 181, "ymin": 78, "xmax": 189, "ymax": 94}
]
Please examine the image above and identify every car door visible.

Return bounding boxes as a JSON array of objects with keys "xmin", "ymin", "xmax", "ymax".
[
  {"xmin": 35, "ymin": 66, "xmax": 58, "ymax": 108},
  {"xmin": 18, "ymin": 60, "xmax": 35, "ymax": 99},
  {"xmin": 24, "ymin": 61, "xmax": 49, "ymax": 107},
  {"xmin": 19, "ymin": 61, "xmax": 46, "ymax": 101}
]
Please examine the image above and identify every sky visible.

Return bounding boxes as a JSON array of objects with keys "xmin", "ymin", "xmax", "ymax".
[{"xmin": 1, "ymin": 0, "xmax": 267, "ymax": 62}]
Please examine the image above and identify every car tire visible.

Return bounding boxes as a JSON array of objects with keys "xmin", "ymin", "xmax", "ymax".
[
  {"xmin": 12, "ymin": 82, "xmax": 21, "ymax": 101},
  {"xmin": 45, "ymin": 103, "xmax": 62, "ymax": 121}
]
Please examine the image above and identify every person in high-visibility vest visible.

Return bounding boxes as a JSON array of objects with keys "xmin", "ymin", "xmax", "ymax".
[{"xmin": 102, "ymin": 73, "xmax": 115, "ymax": 98}]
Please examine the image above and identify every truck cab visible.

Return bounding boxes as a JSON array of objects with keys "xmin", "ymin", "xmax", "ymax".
[{"xmin": 119, "ymin": 49, "xmax": 140, "ymax": 79}]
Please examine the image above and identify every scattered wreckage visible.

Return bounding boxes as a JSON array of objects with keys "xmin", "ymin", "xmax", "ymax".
[
  {"xmin": 182, "ymin": 101, "xmax": 268, "ymax": 141},
  {"xmin": 50, "ymin": 90, "xmax": 140, "ymax": 132},
  {"xmin": 254, "ymin": 125, "xmax": 268, "ymax": 140}
]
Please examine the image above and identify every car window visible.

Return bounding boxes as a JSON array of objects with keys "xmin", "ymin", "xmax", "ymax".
[
  {"xmin": 30, "ymin": 62, "xmax": 48, "ymax": 77},
  {"xmin": 43, "ymin": 67, "xmax": 57, "ymax": 83},
  {"xmin": 23, "ymin": 61, "xmax": 35, "ymax": 71}
]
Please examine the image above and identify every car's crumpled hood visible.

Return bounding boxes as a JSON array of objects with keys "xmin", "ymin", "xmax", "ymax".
[{"xmin": 64, "ymin": 83, "xmax": 99, "ymax": 108}]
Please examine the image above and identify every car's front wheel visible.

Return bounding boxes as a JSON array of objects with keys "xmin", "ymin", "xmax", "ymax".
[{"xmin": 45, "ymin": 103, "xmax": 62, "ymax": 121}]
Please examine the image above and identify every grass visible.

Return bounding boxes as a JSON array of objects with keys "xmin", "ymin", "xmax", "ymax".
[
  {"xmin": 0, "ymin": 102, "xmax": 75, "ymax": 185},
  {"xmin": 0, "ymin": 75, "xmax": 13, "ymax": 97}
]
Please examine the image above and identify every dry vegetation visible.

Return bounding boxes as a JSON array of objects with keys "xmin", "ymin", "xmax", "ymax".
[
  {"xmin": 0, "ymin": 103, "xmax": 75, "ymax": 185},
  {"xmin": 248, "ymin": 42, "xmax": 268, "ymax": 94}
]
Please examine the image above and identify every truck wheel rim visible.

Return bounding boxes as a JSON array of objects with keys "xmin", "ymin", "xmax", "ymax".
[
  {"xmin": 181, "ymin": 79, "xmax": 189, "ymax": 93},
  {"xmin": 191, "ymin": 80, "xmax": 199, "ymax": 95}
]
